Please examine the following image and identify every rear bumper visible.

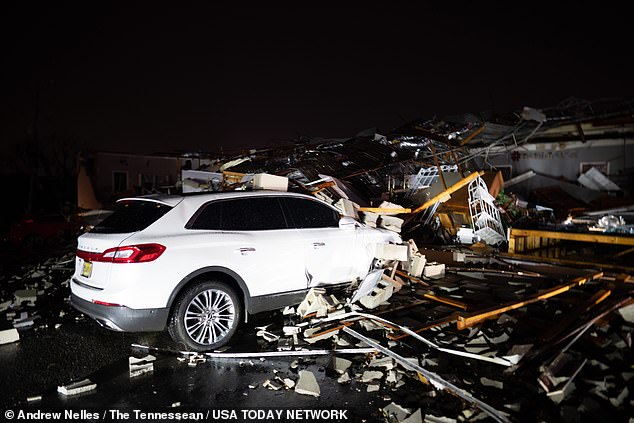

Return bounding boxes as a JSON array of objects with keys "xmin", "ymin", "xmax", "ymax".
[{"xmin": 71, "ymin": 294, "xmax": 169, "ymax": 332}]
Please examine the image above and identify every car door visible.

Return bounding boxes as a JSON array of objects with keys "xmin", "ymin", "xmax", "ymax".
[
  {"xmin": 188, "ymin": 197, "xmax": 307, "ymax": 298},
  {"xmin": 281, "ymin": 196, "xmax": 359, "ymax": 287}
]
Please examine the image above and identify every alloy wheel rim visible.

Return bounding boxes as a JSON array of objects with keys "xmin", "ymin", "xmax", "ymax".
[{"xmin": 184, "ymin": 289, "xmax": 235, "ymax": 345}]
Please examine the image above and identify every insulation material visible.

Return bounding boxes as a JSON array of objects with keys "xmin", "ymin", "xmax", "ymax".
[
  {"xmin": 252, "ymin": 173, "xmax": 288, "ymax": 191},
  {"xmin": 334, "ymin": 198, "xmax": 359, "ymax": 218},
  {"xmin": 295, "ymin": 370, "xmax": 320, "ymax": 397},
  {"xmin": 423, "ymin": 263, "xmax": 445, "ymax": 279},
  {"xmin": 468, "ymin": 176, "xmax": 505, "ymax": 246},
  {"xmin": 375, "ymin": 243, "xmax": 408, "ymax": 261},
  {"xmin": 577, "ymin": 167, "xmax": 620, "ymax": 191}
]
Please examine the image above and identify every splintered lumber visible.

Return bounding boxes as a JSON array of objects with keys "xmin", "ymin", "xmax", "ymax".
[
  {"xmin": 456, "ymin": 272, "xmax": 603, "ymax": 330},
  {"xmin": 410, "ymin": 171, "xmax": 483, "ymax": 214},
  {"xmin": 358, "ymin": 207, "xmax": 412, "ymax": 214}
]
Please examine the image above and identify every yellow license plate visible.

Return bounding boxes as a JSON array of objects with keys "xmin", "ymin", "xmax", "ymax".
[{"xmin": 81, "ymin": 261, "xmax": 93, "ymax": 278}]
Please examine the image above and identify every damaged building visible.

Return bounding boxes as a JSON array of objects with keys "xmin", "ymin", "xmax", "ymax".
[{"xmin": 2, "ymin": 97, "xmax": 633, "ymax": 422}]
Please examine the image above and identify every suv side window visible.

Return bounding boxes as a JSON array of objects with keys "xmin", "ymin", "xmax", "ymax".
[
  {"xmin": 189, "ymin": 197, "xmax": 288, "ymax": 231},
  {"xmin": 281, "ymin": 197, "xmax": 340, "ymax": 229}
]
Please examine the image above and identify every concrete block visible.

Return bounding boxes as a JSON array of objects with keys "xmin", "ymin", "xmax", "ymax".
[
  {"xmin": 423, "ymin": 263, "xmax": 445, "ymax": 279},
  {"xmin": 253, "ymin": 173, "xmax": 288, "ymax": 191},
  {"xmin": 409, "ymin": 255, "xmax": 426, "ymax": 278},
  {"xmin": 295, "ymin": 370, "xmax": 320, "ymax": 397},
  {"xmin": 57, "ymin": 379, "xmax": 97, "ymax": 396},
  {"xmin": 297, "ymin": 288, "xmax": 332, "ymax": 318},
  {"xmin": 359, "ymin": 280, "xmax": 394, "ymax": 309},
  {"xmin": 14, "ymin": 289, "xmax": 37, "ymax": 305},
  {"xmin": 375, "ymin": 244, "xmax": 408, "ymax": 261},
  {"xmin": 0, "ymin": 328, "xmax": 20, "ymax": 345}
]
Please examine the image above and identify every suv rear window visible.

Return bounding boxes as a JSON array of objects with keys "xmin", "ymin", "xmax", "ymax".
[{"xmin": 90, "ymin": 201, "xmax": 172, "ymax": 234}]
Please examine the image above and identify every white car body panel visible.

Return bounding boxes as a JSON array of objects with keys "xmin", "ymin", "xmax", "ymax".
[{"xmin": 71, "ymin": 191, "xmax": 401, "ymax": 329}]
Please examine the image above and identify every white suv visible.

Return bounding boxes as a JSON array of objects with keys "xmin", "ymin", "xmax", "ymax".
[{"xmin": 71, "ymin": 191, "xmax": 401, "ymax": 351}]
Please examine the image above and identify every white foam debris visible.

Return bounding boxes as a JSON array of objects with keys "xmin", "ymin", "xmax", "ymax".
[
  {"xmin": 369, "ymin": 356, "xmax": 394, "ymax": 370},
  {"xmin": 403, "ymin": 409, "xmax": 423, "ymax": 423},
  {"xmin": 57, "ymin": 379, "xmax": 96, "ymax": 396},
  {"xmin": 382, "ymin": 402, "xmax": 411, "ymax": 422},
  {"xmin": 480, "ymin": 377, "xmax": 503, "ymax": 389},
  {"xmin": 129, "ymin": 355, "xmax": 156, "ymax": 377},
  {"xmin": 367, "ymin": 384, "xmax": 380, "ymax": 392},
  {"xmin": 618, "ymin": 303, "xmax": 634, "ymax": 323},
  {"xmin": 337, "ymin": 373, "xmax": 351, "ymax": 384},
  {"xmin": 361, "ymin": 370, "xmax": 383, "ymax": 383},
  {"xmin": 330, "ymin": 357, "xmax": 352, "ymax": 374},
  {"xmin": 0, "ymin": 328, "xmax": 20, "ymax": 345}
]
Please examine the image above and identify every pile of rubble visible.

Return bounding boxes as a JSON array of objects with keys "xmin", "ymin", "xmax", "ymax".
[
  {"xmin": 0, "ymin": 252, "xmax": 78, "ymax": 346},
  {"xmin": 125, "ymin": 239, "xmax": 633, "ymax": 422}
]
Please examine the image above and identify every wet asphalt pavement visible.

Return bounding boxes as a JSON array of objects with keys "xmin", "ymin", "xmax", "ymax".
[{"xmin": 0, "ymin": 245, "xmax": 387, "ymax": 422}]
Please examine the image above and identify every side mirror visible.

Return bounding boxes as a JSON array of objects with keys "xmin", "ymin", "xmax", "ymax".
[{"xmin": 339, "ymin": 216, "xmax": 357, "ymax": 230}]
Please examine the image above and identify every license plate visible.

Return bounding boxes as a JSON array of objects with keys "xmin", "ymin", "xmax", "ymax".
[{"xmin": 81, "ymin": 261, "xmax": 93, "ymax": 278}]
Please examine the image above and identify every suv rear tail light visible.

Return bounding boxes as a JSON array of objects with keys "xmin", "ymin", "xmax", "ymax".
[{"xmin": 77, "ymin": 243, "xmax": 166, "ymax": 264}]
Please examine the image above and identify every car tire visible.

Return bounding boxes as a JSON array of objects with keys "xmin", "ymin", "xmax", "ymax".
[{"xmin": 168, "ymin": 280, "xmax": 242, "ymax": 352}]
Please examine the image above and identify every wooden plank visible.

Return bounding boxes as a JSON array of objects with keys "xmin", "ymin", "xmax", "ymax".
[
  {"xmin": 394, "ymin": 270, "xmax": 431, "ymax": 287},
  {"xmin": 358, "ymin": 207, "xmax": 412, "ymax": 214},
  {"xmin": 422, "ymin": 293, "xmax": 468, "ymax": 310},
  {"xmin": 501, "ymin": 252, "xmax": 634, "ymax": 272},
  {"xmin": 459, "ymin": 125, "xmax": 486, "ymax": 146},
  {"xmin": 456, "ymin": 272, "xmax": 603, "ymax": 330},
  {"xmin": 410, "ymin": 171, "xmax": 484, "ymax": 214},
  {"xmin": 509, "ymin": 228, "xmax": 634, "ymax": 246},
  {"xmin": 388, "ymin": 314, "xmax": 459, "ymax": 341}
]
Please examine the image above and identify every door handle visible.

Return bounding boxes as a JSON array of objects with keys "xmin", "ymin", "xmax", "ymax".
[
  {"xmin": 312, "ymin": 242, "xmax": 326, "ymax": 248},
  {"xmin": 236, "ymin": 247, "xmax": 256, "ymax": 255}
]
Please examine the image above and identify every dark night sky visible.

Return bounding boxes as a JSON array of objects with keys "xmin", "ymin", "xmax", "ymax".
[{"xmin": 1, "ymin": 4, "xmax": 633, "ymax": 155}]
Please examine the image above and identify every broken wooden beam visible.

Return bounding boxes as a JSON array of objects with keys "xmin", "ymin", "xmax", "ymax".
[{"xmin": 456, "ymin": 272, "xmax": 603, "ymax": 330}]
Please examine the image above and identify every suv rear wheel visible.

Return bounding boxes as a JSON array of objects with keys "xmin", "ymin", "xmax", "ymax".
[{"xmin": 168, "ymin": 280, "xmax": 242, "ymax": 351}]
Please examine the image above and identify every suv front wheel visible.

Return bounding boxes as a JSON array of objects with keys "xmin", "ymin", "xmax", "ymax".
[{"xmin": 168, "ymin": 280, "xmax": 242, "ymax": 351}]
